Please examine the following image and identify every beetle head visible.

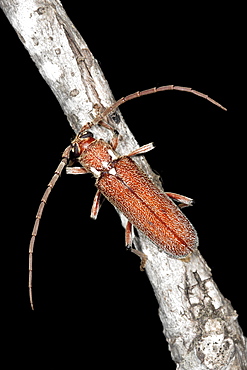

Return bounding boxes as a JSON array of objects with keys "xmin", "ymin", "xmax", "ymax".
[{"xmin": 71, "ymin": 131, "xmax": 95, "ymax": 159}]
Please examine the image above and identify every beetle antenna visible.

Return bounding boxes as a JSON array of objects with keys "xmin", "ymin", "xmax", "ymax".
[
  {"xmin": 98, "ymin": 84, "xmax": 227, "ymax": 122},
  {"xmin": 28, "ymin": 145, "xmax": 71, "ymax": 310}
]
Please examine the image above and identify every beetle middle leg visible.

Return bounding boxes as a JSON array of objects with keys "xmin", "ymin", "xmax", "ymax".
[
  {"xmin": 90, "ymin": 190, "xmax": 103, "ymax": 219},
  {"xmin": 66, "ymin": 168, "xmax": 104, "ymax": 219},
  {"xmin": 127, "ymin": 142, "xmax": 155, "ymax": 157},
  {"xmin": 125, "ymin": 220, "xmax": 148, "ymax": 271}
]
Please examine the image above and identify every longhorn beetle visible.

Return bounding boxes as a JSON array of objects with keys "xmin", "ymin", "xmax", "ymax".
[{"xmin": 29, "ymin": 85, "xmax": 226, "ymax": 309}]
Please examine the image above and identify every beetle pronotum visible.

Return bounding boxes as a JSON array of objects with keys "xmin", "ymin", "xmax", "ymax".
[{"xmin": 29, "ymin": 85, "xmax": 226, "ymax": 309}]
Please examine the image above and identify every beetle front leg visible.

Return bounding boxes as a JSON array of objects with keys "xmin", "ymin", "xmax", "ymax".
[
  {"xmin": 110, "ymin": 129, "xmax": 119, "ymax": 150},
  {"xmin": 93, "ymin": 118, "xmax": 120, "ymax": 150},
  {"xmin": 66, "ymin": 167, "xmax": 88, "ymax": 175},
  {"xmin": 125, "ymin": 220, "xmax": 148, "ymax": 271}
]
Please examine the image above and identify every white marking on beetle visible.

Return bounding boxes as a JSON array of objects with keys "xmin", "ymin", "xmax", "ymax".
[
  {"xmin": 108, "ymin": 149, "xmax": 118, "ymax": 160},
  {"xmin": 109, "ymin": 168, "xmax": 117, "ymax": 176},
  {"xmin": 102, "ymin": 161, "xmax": 108, "ymax": 168},
  {"xmin": 90, "ymin": 167, "xmax": 101, "ymax": 177}
]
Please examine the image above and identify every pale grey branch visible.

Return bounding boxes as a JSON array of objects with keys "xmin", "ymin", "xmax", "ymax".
[{"xmin": 1, "ymin": 0, "xmax": 246, "ymax": 368}]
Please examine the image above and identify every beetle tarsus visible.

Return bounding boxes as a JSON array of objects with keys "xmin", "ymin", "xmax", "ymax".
[{"xmin": 130, "ymin": 248, "xmax": 148, "ymax": 271}]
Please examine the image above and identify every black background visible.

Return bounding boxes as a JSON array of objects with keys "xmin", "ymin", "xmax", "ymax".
[{"xmin": 1, "ymin": 2, "xmax": 245, "ymax": 368}]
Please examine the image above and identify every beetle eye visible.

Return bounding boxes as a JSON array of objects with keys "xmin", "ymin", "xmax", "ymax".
[
  {"xmin": 78, "ymin": 131, "xmax": 93, "ymax": 139},
  {"xmin": 71, "ymin": 143, "xmax": 80, "ymax": 158}
]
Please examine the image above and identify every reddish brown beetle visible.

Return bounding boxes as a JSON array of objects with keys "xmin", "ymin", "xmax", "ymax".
[{"xmin": 29, "ymin": 85, "xmax": 226, "ymax": 309}]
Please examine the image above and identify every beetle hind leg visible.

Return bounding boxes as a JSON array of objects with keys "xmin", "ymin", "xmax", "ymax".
[
  {"xmin": 125, "ymin": 221, "xmax": 148, "ymax": 271},
  {"xmin": 131, "ymin": 249, "xmax": 148, "ymax": 271},
  {"xmin": 166, "ymin": 192, "xmax": 194, "ymax": 208}
]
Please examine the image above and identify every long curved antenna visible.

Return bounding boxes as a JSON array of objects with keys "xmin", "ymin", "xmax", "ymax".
[
  {"xmin": 29, "ymin": 145, "xmax": 71, "ymax": 310},
  {"xmin": 92, "ymin": 84, "xmax": 226, "ymax": 126}
]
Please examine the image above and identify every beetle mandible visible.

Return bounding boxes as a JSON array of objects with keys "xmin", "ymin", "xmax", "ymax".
[{"xmin": 29, "ymin": 85, "xmax": 226, "ymax": 309}]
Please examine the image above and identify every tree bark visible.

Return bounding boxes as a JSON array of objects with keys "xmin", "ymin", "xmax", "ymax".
[{"xmin": 1, "ymin": 0, "xmax": 246, "ymax": 368}]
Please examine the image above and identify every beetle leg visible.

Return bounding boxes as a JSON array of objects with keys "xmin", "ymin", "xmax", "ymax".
[
  {"xmin": 66, "ymin": 167, "xmax": 88, "ymax": 175},
  {"xmin": 90, "ymin": 190, "xmax": 103, "ymax": 220},
  {"xmin": 110, "ymin": 129, "xmax": 119, "ymax": 150},
  {"xmin": 78, "ymin": 122, "xmax": 93, "ymax": 132},
  {"xmin": 93, "ymin": 117, "xmax": 120, "ymax": 150},
  {"xmin": 131, "ymin": 249, "xmax": 148, "ymax": 271},
  {"xmin": 125, "ymin": 220, "xmax": 133, "ymax": 247},
  {"xmin": 166, "ymin": 192, "xmax": 194, "ymax": 208},
  {"xmin": 127, "ymin": 142, "xmax": 155, "ymax": 157},
  {"xmin": 125, "ymin": 221, "xmax": 148, "ymax": 271}
]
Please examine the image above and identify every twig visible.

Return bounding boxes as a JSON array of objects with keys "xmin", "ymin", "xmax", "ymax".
[{"xmin": 1, "ymin": 0, "xmax": 246, "ymax": 368}]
